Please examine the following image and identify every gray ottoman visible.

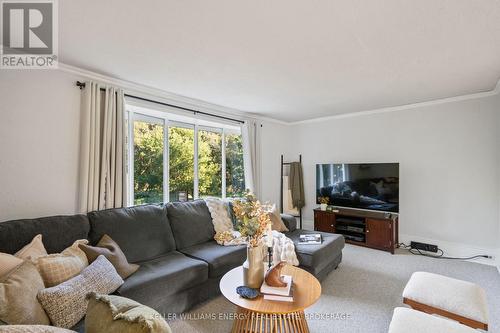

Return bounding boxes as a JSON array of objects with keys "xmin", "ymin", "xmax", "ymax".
[{"xmin": 285, "ymin": 228, "xmax": 345, "ymax": 280}]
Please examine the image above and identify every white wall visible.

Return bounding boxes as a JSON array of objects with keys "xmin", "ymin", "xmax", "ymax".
[
  {"xmin": 275, "ymin": 95, "xmax": 500, "ymax": 257},
  {"xmin": 259, "ymin": 120, "xmax": 294, "ymax": 206},
  {"xmin": 0, "ymin": 70, "xmax": 81, "ymax": 221}
]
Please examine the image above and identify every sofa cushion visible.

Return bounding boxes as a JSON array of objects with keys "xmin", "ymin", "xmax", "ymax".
[
  {"xmin": 180, "ymin": 241, "xmax": 246, "ymax": 278},
  {"xmin": 166, "ymin": 200, "xmax": 215, "ymax": 250},
  {"xmin": 286, "ymin": 230, "xmax": 344, "ymax": 273},
  {"xmin": 88, "ymin": 205, "xmax": 175, "ymax": 263},
  {"xmin": 116, "ymin": 251, "xmax": 208, "ymax": 307},
  {"xmin": 280, "ymin": 214, "xmax": 297, "ymax": 232},
  {"xmin": 0, "ymin": 215, "xmax": 90, "ymax": 254}
]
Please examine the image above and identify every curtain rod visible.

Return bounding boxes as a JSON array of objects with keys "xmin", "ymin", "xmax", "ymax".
[{"xmin": 76, "ymin": 81, "xmax": 245, "ymax": 124}]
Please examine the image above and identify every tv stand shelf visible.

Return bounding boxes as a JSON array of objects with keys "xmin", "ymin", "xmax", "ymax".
[{"xmin": 314, "ymin": 207, "xmax": 398, "ymax": 254}]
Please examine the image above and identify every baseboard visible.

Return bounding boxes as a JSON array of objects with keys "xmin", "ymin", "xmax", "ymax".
[
  {"xmin": 400, "ymin": 234, "xmax": 498, "ymax": 267},
  {"xmin": 300, "ymin": 219, "xmax": 499, "ymax": 271}
]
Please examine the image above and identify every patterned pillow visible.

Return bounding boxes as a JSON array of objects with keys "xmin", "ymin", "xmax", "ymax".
[
  {"xmin": 36, "ymin": 239, "xmax": 89, "ymax": 287},
  {"xmin": 37, "ymin": 255, "xmax": 124, "ymax": 328},
  {"xmin": 205, "ymin": 198, "xmax": 234, "ymax": 234}
]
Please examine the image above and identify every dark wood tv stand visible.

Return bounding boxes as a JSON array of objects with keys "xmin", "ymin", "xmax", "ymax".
[{"xmin": 314, "ymin": 207, "xmax": 399, "ymax": 254}]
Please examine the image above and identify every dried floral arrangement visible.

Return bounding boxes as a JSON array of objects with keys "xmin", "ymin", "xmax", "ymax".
[
  {"xmin": 232, "ymin": 191, "xmax": 272, "ymax": 247},
  {"xmin": 318, "ymin": 196, "xmax": 330, "ymax": 204}
]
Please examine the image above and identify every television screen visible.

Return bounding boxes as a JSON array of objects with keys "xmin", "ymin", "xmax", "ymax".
[{"xmin": 316, "ymin": 163, "xmax": 399, "ymax": 213}]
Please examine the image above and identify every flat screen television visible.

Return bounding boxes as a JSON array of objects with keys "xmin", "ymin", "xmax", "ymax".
[{"xmin": 316, "ymin": 163, "xmax": 399, "ymax": 213}]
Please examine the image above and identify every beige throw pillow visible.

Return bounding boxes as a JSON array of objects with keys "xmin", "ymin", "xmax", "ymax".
[
  {"xmin": 0, "ymin": 326, "xmax": 76, "ymax": 333},
  {"xmin": 0, "ymin": 261, "xmax": 50, "ymax": 325},
  {"xmin": 36, "ymin": 239, "xmax": 89, "ymax": 287},
  {"xmin": 85, "ymin": 292, "xmax": 172, "ymax": 333},
  {"xmin": 79, "ymin": 235, "xmax": 139, "ymax": 279},
  {"xmin": 0, "ymin": 253, "xmax": 23, "ymax": 278},
  {"xmin": 15, "ymin": 235, "xmax": 47, "ymax": 261},
  {"xmin": 37, "ymin": 255, "xmax": 124, "ymax": 329},
  {"xmin": 268, "ymin": 204, "xmax": 289, "ymax": 232}
]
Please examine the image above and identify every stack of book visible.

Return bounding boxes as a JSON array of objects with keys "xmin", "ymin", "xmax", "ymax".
[
  {"xmin": 298, "ymin": 233, "xmax": 322, "ymax": 245},
  {"xmin": 260, "ymin": 275, "xmax": 294, "ymax": 302}
]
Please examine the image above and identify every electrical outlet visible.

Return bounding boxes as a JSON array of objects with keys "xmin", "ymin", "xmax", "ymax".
[{"xmin": 410, "ymin": 241, "xmax": 438, "ymax": 253}]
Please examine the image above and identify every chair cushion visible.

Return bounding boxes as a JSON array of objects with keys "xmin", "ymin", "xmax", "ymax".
[
  {"xmin": 388, "ymin": 307, "xmax": 478, "ymax": 333},
  {"xmin": 0, "ymin": 215, "xmax": 90, "ymax": 254},
  {"xmin": 88, "ymin": 205, "xmax": 176, "ymax": 263},
  {"xmin": 166, "ymin": 200, "xmax": 215, "ymax": 250},
  {"xmin": 285, "ymin": 230, "xmax": 344, "ymax": 273},
  {"xmin": 116, "ymin": 251, "xmax": 208, "ymax": 307},
  {"xmin": 180, "ymin": 241, "xmax": 246, "ymax": 278},
  {"xmin": 403, "ymin": 271, "xmax": 489, "ymax": 324}
]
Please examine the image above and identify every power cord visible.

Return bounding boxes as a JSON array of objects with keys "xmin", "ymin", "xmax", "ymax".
[{"xmin": 397, "ymin": 243, "xmax": 492, "ymax": 260}]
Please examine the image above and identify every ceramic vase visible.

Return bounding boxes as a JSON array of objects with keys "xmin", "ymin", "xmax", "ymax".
[
  {"xmin": 243, "ymin": 245, "xmax": 264, "ymax": 288},
  {"xmin": 320, "ymin": 203, "xmax": 327, "ymax": 211}
]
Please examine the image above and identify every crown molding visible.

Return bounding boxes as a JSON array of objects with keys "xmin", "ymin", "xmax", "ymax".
[
  {"xmin": 58, "ymin": 63, "xmax": 500, "ymax": 126},
  {"xmin": 288, "ymin": 79, "xmax": 500, "ymax": 126}
]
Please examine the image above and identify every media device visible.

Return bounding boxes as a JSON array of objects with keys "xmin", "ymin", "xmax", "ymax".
[{"xmin": 316, "ymin": 163, "xmax": 399, "ymax": 213}]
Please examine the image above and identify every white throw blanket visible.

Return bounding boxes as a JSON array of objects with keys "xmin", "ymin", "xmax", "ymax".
[{"xmin": 205, "ymin": 198, "xmax": 299, "ymax": 266}]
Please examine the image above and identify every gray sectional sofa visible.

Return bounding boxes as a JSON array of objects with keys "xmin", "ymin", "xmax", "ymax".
[{"xmin": 0, "ymin": 200, "xmax": 344, "ymax": 332}]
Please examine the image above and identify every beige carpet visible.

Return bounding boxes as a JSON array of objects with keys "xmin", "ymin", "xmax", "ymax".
[{"xmin": 168, "ymin": 244, "xmax": 500, "ymax": 332}]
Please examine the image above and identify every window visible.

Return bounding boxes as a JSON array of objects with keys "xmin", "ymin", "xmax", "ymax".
[
  {"xmin": 198, "ymin": 128, "xmax": 222, "ymax": 198},
  {"xmin": 127, "ymin": 104, "xmax": 245, "ymax": 205},
  {"xmin": 169, "ymin": 125, "xmax": 194, "ymax": 202},
  {"xmin": 225, "ymin": 132, "xmax": 245, "ymax": 197},
  {"xmin": 132, "ymin": 115, "xmax": 164, "ymax": 205}
]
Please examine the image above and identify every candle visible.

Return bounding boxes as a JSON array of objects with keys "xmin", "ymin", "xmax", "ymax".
[{"xmin": 266, "ymin": 224, "xmax": 273, "ymax": 247}]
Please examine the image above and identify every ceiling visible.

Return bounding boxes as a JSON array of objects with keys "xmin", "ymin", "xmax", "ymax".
[{"xmin": 59, "ymin": 1, "xmax": 500, "ymax": 122}]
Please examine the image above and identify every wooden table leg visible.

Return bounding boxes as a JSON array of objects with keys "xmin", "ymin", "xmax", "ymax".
[{"xmin": 231, "ymin": 308, "xmax": 310, "ymax": 333}]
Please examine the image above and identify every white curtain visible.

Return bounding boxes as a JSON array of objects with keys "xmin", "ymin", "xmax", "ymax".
[
  {"xmin": 241, "ymin": 120, "xmax": 260, "ymax": 197},
  {"xmin": 78, "ymin": 81, "xmax": 127, "ymax": 212}
]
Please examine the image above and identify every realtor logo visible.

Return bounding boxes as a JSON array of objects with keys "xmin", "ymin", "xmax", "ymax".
[{"xmin": 1, "ymin": 0, "xmax": 58, "ymax": 68}]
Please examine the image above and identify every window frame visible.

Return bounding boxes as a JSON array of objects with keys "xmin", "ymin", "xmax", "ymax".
[{"xmin": 126, "ymin": 104, "xmax": 243, "ymax": 206}]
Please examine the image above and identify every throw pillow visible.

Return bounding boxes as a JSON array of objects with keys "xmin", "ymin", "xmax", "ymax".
[
  {"xmin": 205, "ymin": 198, "xmax": 234, "ymax": 234},
  {"xmin": 14, "ymin": 234, "xmax": 47, "ymax": 261},
  {"xmin": 268, "ymin": 204, "xmax": 289, "ymax": 232},
  {"xmin": 0, "ymin": 261, "xmax": 50, "ymax": 325},
  {"xmin": 36, "ymin": 239, "xmax": 89, "ymax": 287},
  {"xmin": 85, "ymin": 292, "xmax": 172, "ymax": 333},
  {"xmin": 79, "ymin": 234, "xmax": 139, "ymax": 279},
  {"xmin": 37, "ymin": 255, "xmax": 124, "ymax": 329},
  {"xmin": 0, "ymin": 325, "xmax": 76, "ymax": 333},
  {"xmin": 0, "ymin": 252, "xmax": 23, "ymax": 278}
]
